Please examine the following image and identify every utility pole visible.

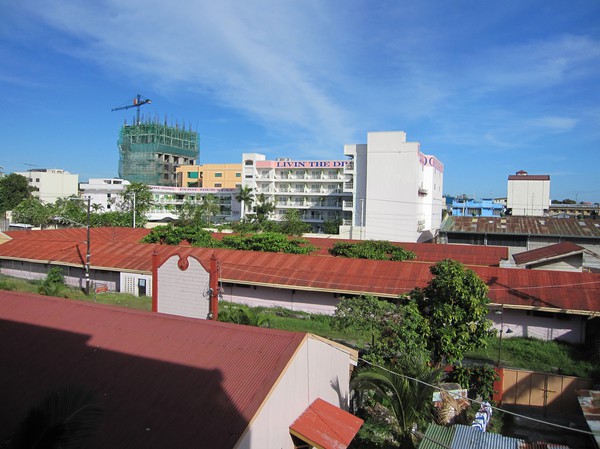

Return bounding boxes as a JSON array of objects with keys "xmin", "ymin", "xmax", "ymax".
[{"xmin": 85, "ymin": 196, "xmax": 91, "ymax": 296}]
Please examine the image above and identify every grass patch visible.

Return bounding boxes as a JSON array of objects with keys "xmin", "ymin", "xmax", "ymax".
[
  {"xmin": 0, "ymin": 274, "xmax": 152, "ymax": 311},
  {"xmin": 465, "ymin": 336, "xmax": 597, "ymax": 378}
]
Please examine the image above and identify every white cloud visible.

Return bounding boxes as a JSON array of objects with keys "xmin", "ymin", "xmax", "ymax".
[{"xmin": 17, "ymin": 0, "xmax": 355, "ymax": 152}]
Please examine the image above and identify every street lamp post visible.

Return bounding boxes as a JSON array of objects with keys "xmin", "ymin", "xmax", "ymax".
[{"xmin": 495, "ymin": 306, "xmax": 513, "ymax": 366}]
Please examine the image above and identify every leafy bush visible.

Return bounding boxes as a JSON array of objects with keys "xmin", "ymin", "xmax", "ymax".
[
  {"xmin": 329, "ymin": 240, "xmax": 416, "ymax": 261},
  {"xmin": 37, "ymin": 267, "xmax": 66, "ymax": 297},
  {"xmin": 446, "ymin": 365, "xmax": 500, "ymax": 400}
]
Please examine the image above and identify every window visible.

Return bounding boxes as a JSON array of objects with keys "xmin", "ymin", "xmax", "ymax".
[
  {"xmin": 236, "ymin": 173, "xmax": 241, "ymax": 177},
  {"xmin": 215, "ymin": 173, "xmax": 223, "ymax": 177},
  {"xmin": 188, "ymin": 172, "xmax": 199, "ymax": 179},
  {"xmin": 244, "ymin": 160, "xmax": 253, "ymax": 166},
  {"xmin": 215, "ymin": 183, "xmax": 222, "ymax": 187}
]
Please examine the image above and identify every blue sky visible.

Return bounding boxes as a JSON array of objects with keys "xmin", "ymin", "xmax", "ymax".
[{"xmin": 1, "ymin": 0, "xmax": 599, "ymax": 202}]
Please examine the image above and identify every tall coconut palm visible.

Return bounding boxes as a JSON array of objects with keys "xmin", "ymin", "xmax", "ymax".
[
  {"xmin": 350, "ymin": 356, "xmax": 443, "ymax": 449},
  {"xmin": 235, "ymin": 186, "xmax": 254, "ymax": 220},
  {"xmin": 199, "ymin": 194, "xmax": 220, "ymax": 224}
]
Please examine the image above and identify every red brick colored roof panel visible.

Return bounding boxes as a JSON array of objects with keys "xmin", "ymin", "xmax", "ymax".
[
  {"xmin": 473, "ymin": 266, "xmax": 600, "ymax": 313},
  {"xmin": 303, "ymin": 237, "xmax": 508, "ymax": 266},
  {"xmin": 508, "ymin": 174, "xmax": 550, "ymax": 180},
  {"xmin": 513, "ymin": 242, "xmax": 585, "ymax": 266},
  {"xmin": 0, "ymin": 291, "xmax": 306, "ymax": 449},
  {"xmin": 5, "ymin": 227, "xmax": 150, "ymax": 244},
  {"xmin": 1, "ymin": 229, "xmax": 599, "ymax": 314},
  {"xmin": 290, "ymin": 398, "xmax": 363, "ymax": 449}
]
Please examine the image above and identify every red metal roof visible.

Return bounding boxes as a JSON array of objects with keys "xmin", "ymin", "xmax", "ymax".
[
  {"xmin": 1, "ymin": 229, "xmax": 599, "ymax": 314},
  {"xmin": 289, "ymin": 398, "xmax": 363, "ymax": 449},
  {"xmin": 0, "ymin": 291, "xmax": 307, "ymax": 449},
  {"xmin": 508, "ymin": 174, "xmax": 550, "ymax": 180},
  {"xmin": 513, "ymin": 242, "xmax": 585, "ymax": 266},
  {"xmin": 303, "ymin": 237, "xmax": 508, "ymax": 266}
]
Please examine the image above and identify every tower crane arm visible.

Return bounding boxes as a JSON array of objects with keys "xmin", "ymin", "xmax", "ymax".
[{"xmin": 111, "ymin": 94, "xmax": 152, "ymax": 112}]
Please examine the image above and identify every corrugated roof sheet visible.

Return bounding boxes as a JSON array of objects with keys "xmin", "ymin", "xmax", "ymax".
[
  {"xmin": 0, "ymin": 291, "xmax": 307, "ymax": 449},
  {"xmin": 289, "ymin": 398, "xmax": 363, "ymax": 449},
  {"xmin": 441, "ymin": 216, "xmax": 600, "ymax": 238},
  {"xmin": 453, "ymin": 424, "xmax": 524, "ymax": 448},
  {"xmin": 508, "ymin": 175, "xmax": 550, "ymax": 180},
  {"xmin": 1, "ymin": 229, "xmax": 599, "ymax": 314},
  {"xmin": 419, "ymin": 423, "xmax": 456, "ymax": 449},
  {"xmin": 513, "ymin": 242, "xmax": 585, "ymax": 266}
]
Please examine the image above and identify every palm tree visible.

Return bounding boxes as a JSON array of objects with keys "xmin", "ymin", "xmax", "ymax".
[
  {"xmin": 1, "ymin": 384, "xmax": 103, "ymax": 449},
  {"xmin": 235, "ymin": 186, "xmax": 254, "ymax": 220},
  {"xmin": 199, "ymin": 194, "xmax": 220, "ymax": 224},
  {"xmin": 350, "ymin": 356, "xmax": 443, "ymax": 449}
]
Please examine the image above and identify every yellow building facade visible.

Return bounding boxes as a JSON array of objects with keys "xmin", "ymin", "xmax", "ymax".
[{"xmin": 176, "ymin": 164, "xmax": 242, "ymax": 188}]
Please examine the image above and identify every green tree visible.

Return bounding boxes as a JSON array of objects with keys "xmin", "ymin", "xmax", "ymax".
[
  {"xmin": 277, "ymin": 209, "xmax": 310, "ymax": 236},
  {"xmin": 252, "ymin": 193, "xmax": 275, "ymax": 223},
  {"xmin": 121, "ymin": 182, "xmax": 152, "ymax": 227},
  {"xmin": 12, "ymin": 197, "xmax": 53, "ymax": 227},
  {"xmin": 235, "ymin": 185, "xmax": 254, "ymax": 220},
  {"xmin": 351, "ymin": 356, "xmax": 443, "ymax": 449},
  {"xmin": 199, "ymin": 194, "xmax": 220, "ymax": 224},
  {"xmin": 410, "ymin": 259, "xmax": 493, "ymax": 365},
  {"xmin": 333, "ymin": 296, "xmax": 429, "ymax": 363},
  {"xmin": 322, "ymin": 217, "xmax": 342, "ymax": 235},
  {"xmin": 177, "ymin": 200, "xmax": 203, "ymax": 227},
  {"xmin": 0, "ymin": 173, "xmax": 33, "ymax": 216}
]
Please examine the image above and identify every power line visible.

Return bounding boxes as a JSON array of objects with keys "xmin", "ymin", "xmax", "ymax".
[{"xmin": 357, "ymin": 358, "xmax": 598, "ymax": 437}]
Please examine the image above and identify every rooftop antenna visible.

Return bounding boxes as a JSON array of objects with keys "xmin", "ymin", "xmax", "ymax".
[{"xmin": 111, "ymin": 94, "xmax": 152, "ymax": 125}]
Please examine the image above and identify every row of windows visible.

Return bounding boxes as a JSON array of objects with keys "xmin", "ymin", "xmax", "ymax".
[{"xmin": 186, "ymin": 172, "xmax": 241, "ymax": 178}]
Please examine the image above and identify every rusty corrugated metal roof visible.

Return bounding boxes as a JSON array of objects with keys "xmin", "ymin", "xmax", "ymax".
[
  {"xmin": 289, "ymin": 398, "xmax": 363, "ymax": 449},
  {"xmin": 1, "ymin": 229, "xmax": 599, "ymax": 314},
  {"xmin": 0, "ymin": 291, "xmax": 307, "ymax": 449},
  {"xmin": 513, "ymin": 242, "xmax": 585, "ymax": 266},
  {"xmin": 441, "ymin": 216, "xmax": 600, "ymax": 238},
  {"xmin": 303, "ymin": 237, "xmax": 508, "ymax": 266}
]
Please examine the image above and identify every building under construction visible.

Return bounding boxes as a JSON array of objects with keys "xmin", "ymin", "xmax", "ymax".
[{"xmin": 117, "ymin": 119, "xmax": 199, "ymax": 186}]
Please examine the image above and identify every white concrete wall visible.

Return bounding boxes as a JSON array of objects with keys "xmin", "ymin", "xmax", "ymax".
[
  {"xmin": 507, "ymin": 179, "xmax": 551, "ymax": 216},
  {"xmin": 80, "ymin": 178, "xmax": 130, "ymax": 211},
  {"xmin": 221, "ymin": 283, "xmax": 339, "ymax": 315},
  {"xmin": 235, "ymin": 335, "xmax": 353, "ymax": 449},
  {"xmin": 17, "ymin": 170, "xmax": 79, "ymax": 204},
  {"xmin": 120, "ymin": 272, "xmax": 153, "ymax": 296},
  {"xmin": 364, "ymin": 132, "xmax": 421, "ymax": 242},
  {"xmin": 489, "ymin": 308, "xmax": 586, "ymax": 344},
  {"xmin": 157, "ymin": 255, "xmax": 211, "ymax": 319}
]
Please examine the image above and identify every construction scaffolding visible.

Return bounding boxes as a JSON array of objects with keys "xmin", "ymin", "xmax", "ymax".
[{"xmin": 118, "ymin": 119, "xmax": 199, "ymax": 186}]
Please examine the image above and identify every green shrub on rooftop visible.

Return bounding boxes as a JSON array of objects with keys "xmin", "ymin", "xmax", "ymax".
[{"xmin": 329, "ymin": 240, "xmax": 416, "ymax": 261}]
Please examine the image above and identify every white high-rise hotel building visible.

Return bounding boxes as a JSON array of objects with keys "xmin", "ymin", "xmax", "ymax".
[
  {"xmin": 78, "ymin": 131, "xmax": 444, "ymax": 243},
  {"xmin": 244, "ymin": 131, "xmax": 444, "ymax": 242}
]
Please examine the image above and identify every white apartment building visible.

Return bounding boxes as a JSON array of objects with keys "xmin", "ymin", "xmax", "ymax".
[
  {"xmin": 507, "ymin": 170, "xmax": 551, "ymax": 216},
  {"xmin": 79, "ymin": 178, "xmax": 131, "ymax": 211},
  {"xmin": 147, "ymin": 186, "xmax": 241, "ymax": 223},
  {"xmin": 343, "ymin": 131, "xmax": 444, "ymax": 242},
  {"xmin": 79, "ymin": 179, "xmax": 240, "ymax": 223},
  {"xmin": 243, "ymin": 131, "xmax": 444, "ymax": 242},
  {"xmin": 242, "ymin": 153, "xmax": 352, "ymax": 228},
  {"xmin": 16, "ymin": 169, "xmax": 79, "ymax": 204}
]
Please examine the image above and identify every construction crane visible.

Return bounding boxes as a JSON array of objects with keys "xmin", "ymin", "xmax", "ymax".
[{"xmin": 111, "ymin": 94, "xmax": 152, "ymax": 124}]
